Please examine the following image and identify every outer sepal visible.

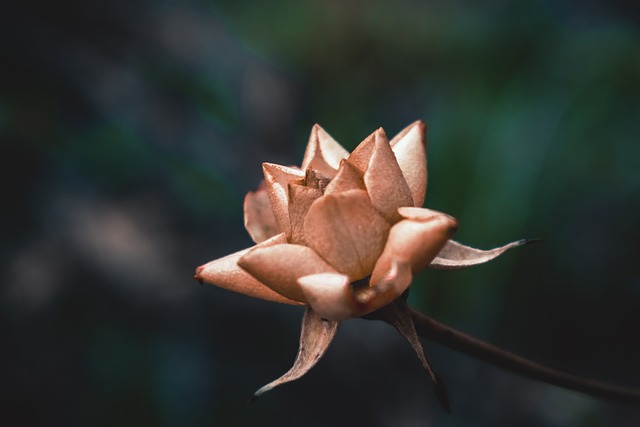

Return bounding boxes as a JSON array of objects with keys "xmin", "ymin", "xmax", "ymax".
[
  {"xmin": 429, "ymin": 239, "xmax": 533, "ymax": 270},
  {"xmin": 250, "ymin": 306, "xmax": 339, "ymax": 401}
]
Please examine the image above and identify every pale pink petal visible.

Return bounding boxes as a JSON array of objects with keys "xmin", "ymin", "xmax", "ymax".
[
  {"xmin": 238, "ymin": 243, "xmax": 337, "ymax": 303},
  {"xmin": 390, "ymin": 121, "xmax": 427, "ymax": 207},
  {"xmin": 429, "ymin": 239, "xmax": 531, "ymax": 269},
  {"xmin": 303, "ymin": 189, "xmax": 390, "ymax": 281},
  {"xmin": 324, "ymin": 159, "xmax": 365, "ymax": 195},
  {"xmin": 364, "ymin": 130, "xmax": 414, "ymax": 223},
  {"xmin": 370, "ymin": 208, "xmax": 458, "ymax": 285},
  {"xmin": 287, "ymin": 183, "xmax": 323, "ymax": 245},
  {"xmin": 298, "ymin": 273, "xmax": 355, "ymax": 321},
  {"xmin": 347, "ymin": 128, "xmax": 379, "ymax": 173},
  {"xmin": 262, "ymin": 163, "xmax": 305, "ymax": 238},
  {"xmin": 243, "ymin": 183, "xmax": 278, "ymax": 244},
  {"xmin": 353, "ymin": 259, "xmax": 413, "ymax": 316},
  {"xmin": 194, "ymin": 234, "xmax": 300, "ymax": 305},
  {"xmin": 300, "ymin": 124, "xmax": 349, "ymax": 177}
]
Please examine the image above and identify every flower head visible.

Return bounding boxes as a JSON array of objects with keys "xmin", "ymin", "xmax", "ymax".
[
  {"xmin": 196, "ymin": 121, "xmax": 523, "ymax": 320},
  {"xmin": 195, "ymin": 121, "xmax": 527, "ymax": 405}
]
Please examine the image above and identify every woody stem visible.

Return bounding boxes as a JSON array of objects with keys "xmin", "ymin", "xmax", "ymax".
[{"xmin": 407, "ymin": 307, "xmax": 640, "ymax": 405}]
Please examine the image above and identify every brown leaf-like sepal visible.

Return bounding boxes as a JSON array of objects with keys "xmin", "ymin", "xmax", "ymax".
[
  {"xmin": 429, "ymin": 239, "xmax": 535, "ymax": 270},
  {"xmin": 250, "ymin": 307, "xmax": 339, "ymax": 401},
  {"xmin": 379, "ymin": 297, "xmax": 451, "ymax": 413}
]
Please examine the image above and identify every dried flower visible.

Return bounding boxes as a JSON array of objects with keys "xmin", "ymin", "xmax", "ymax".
[{"xmin": 195, "ymin": 121, "xmax": 526, "ymax": 407}]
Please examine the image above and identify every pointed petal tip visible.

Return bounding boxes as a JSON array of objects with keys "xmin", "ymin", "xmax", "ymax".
[
  {"xmin": 261, "ymin": 161, "xmax": 278, "ymax": 173},
  {"xmin": 402, "ymin": 120, "xmax": 426, "ymax": 136},
  {"xmin": 520, "ymin": 238, "xmax": 543, "ymax": 245},
  {"xmin": 250, "ymin": 387, "xmax": 266, "ymax": 401},
  {"xmin": 194, "ymin": 264, "xmax": 204, "ymax": 278},
  {"xmin": 375, "ymin": 127, "xmax": 388, "ymax": 140},
  {"xmin": 433, "ymin": 375, "xmax": 452, "ymax": 414}
]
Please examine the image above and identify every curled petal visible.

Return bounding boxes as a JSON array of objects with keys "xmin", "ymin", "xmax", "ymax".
[
  {"xmin": 243, "ymin": 184, "xmax": 278, "ymax": 244},
  {"xmin": 371, "ymin": 207, "xmax": 458, "ymax": 285},
  {"xmin": 194, "ymin": 233, "xmax": 300, "ymax": 305},
  {"xmin": 354, "ymin": 259, "xmax": 413, "ymax": 316},
  {"xmin": 390, "ymin": 120, "xmax": 427, "ymax": 207},
  {"xmin": 301, "ymin": 124, "xmax": 349, "ymax": 177},
  {"xmin": 429, "ymin": 239, "xmax": 532, "ymax": 270},
  {"xmin": 347, "ymin": 128, "xmax": 379, "ymax": 173},
  {"xmin": 262, "ymin": 163, "xmax": 305, "ymax": 237},
  {"xmin": 303, "ymin": 189, "xmax": 390, "ymax": 281},
  {"xmin": 364, "ymin": 130, "xmax": 414, "ymax": 222},
  {"xmin": 288, "ymin": 184, "xmax": 323, "ymax": 245},
  {"xmin": 251, "ymin": 307, "xmax": 338, "ymax": 400},
  {"xmin": 298, "ymin": 273, "xmax": 354, "ymax": 321},
  {"xmin": 324, "ymin": 159, "xmax": 365, "ymax": 195},
  {"xmin": 238, "ymin": 243, "xmax": 337, "ymax": 303}
]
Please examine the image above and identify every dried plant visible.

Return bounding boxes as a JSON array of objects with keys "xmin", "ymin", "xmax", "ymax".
[{"xmin": 195, "ymin": 121, "xmax": 640, "ymax": 411}]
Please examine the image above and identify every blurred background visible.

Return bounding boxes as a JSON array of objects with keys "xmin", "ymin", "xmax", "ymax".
[{"xmin": 1, "ymin": 0, "xmax": 639, "ymax": 425}]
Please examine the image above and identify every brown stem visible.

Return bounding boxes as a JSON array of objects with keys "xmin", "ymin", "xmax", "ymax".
[{"xmin": 408, "ymin": 307, "xmax": 640, "ymax": 405}]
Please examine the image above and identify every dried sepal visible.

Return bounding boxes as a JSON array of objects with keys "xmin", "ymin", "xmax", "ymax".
[
  {"xmin": 304, "ymin": 168, "xmax": 331, "ymax": 193},
  {"xmin": 379, "ymin": 297, "xmax": 450, "ymax": 413},
  {"xmin": 429, "ymin": 239, "xmax": 534, "ymax": 270},
  {"xmin": 250, "ymin": 307, "xmax": 339, "ymax": 401}
]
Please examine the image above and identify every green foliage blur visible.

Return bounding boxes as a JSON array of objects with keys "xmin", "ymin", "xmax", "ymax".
[{"xmin": 1, "ymin": 0, "xmax": 639, "ymax": 426}]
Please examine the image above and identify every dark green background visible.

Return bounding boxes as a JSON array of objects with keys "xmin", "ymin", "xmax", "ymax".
[{"xmin": 2, "ymin": 0, "xmax": 639, "ymax": 425}]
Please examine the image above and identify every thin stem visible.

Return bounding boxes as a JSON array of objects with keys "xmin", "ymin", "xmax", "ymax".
[{"xmin": 407, "ymin": 307, "xmax": 640, "ymax": 405}]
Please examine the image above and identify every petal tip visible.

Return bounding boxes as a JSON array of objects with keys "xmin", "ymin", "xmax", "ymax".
[
  {"xmin": 194, "ymin": 265, "xmax": 204, "ymax": 277},
  {"xmin": 194, "ymin": 265, "xmax": 206, "ymax": 283}
]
